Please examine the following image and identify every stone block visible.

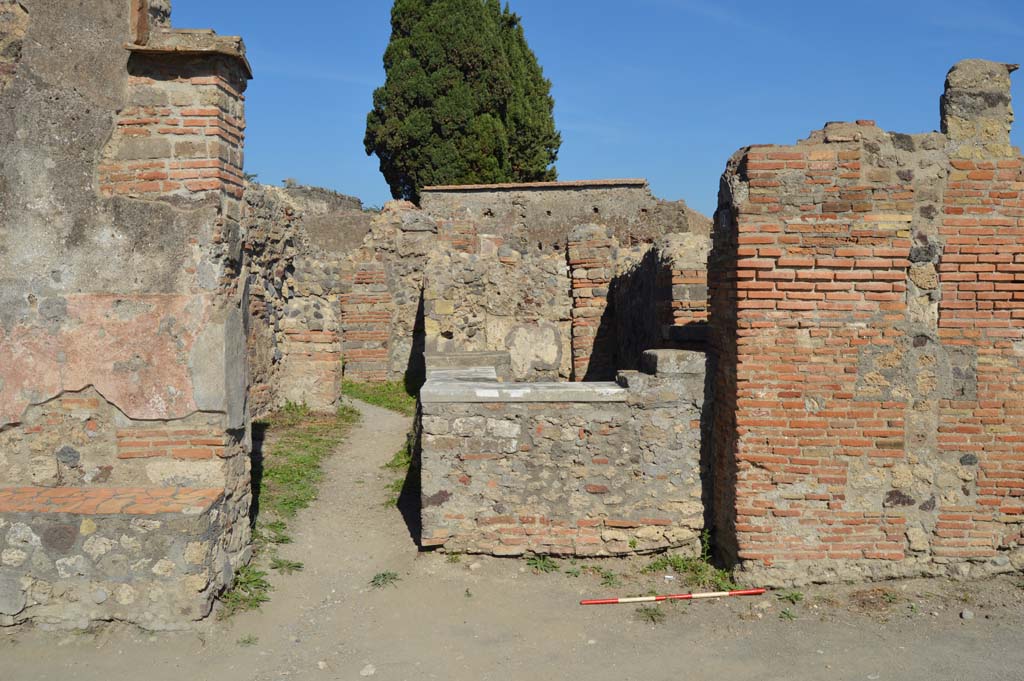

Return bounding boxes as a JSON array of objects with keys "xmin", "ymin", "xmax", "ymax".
[{"xmin": 640, "ymin": 349, "xmax": 706, "ymax": 377}]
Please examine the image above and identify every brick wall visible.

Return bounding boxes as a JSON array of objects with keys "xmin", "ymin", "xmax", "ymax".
[{"xmin": 711, "ymin": 60, "xmax": 1024, "ymax": 586}]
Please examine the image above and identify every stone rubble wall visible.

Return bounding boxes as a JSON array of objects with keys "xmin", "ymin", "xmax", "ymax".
[
  {"xmin": 710, "ymin": 59, "xmax": 1024, "ymax": 587},
  {"xmin": 609, "ymin": 232, "xmax": 712, "ymax": 374},
  {"xmin": 241, "ymin": 185, "xmax": 372, "ymax": 414},
  {"xmin": 420, "ymin": 179, "xmax": 710, "ymax": 247},
  {"xmin": 419, "ymin": 350, "xmax": 706, "ymax": 556},
  {"xmin": 338, "ymin": 203, "xmax": 437, "ymax": 384},
  {"xmin": 422, "ymin": 236, "xmax": 573, "ymax": 381},
  {"xmin": 0, "ymin": 0, "xmax": 252, "ymax": 629},
  {"xmin": 334, "ymin": 182, "xmax": 710, "ymax": 385},
  {"xmin": 0, "ymin": 1, "xmax": 29, "ymax": 93},
  {"xmin": 0, "ymin": 486, "xmax": 230, "ymax": 630}
]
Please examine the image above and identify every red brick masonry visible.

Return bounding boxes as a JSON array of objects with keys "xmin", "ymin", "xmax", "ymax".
[{"xmin": 0, "ymin": 487, "xmax": 223, "ymax": 515}]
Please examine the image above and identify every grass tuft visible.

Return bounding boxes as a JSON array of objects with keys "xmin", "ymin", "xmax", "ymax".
[
  {"xmin": 635, "ymin": 605, "xmax": 667, "ymax": 624},
  {"xmin": 370, "ymin": 571, "xmax": 401, "ymax": 589},
  {"xmin": 777, "ymin": 590, "xmax": 804, "ymax": 605},
  {"xmin": 259, "ymin": 404, "xmax": 361, "ymax": 518},
  {"xmin": 641, "ymin": 530, "xmax": 735, "ymax": 591},
  {"xmin": 270, "ymin": 557, "xmax": 304, "ymax": 574},
  {"xmin": 342, "ymin": 380, "xmax": 417, "ymax": 416},
  {"xmin": 525, "ymin": 555, "xmax": 560, "ymax": 573},
  {"xmin": 218, "ymin": 565, "xmax": 272, "ymax": 618},
  {"xmin": 600, "ymin": 569, "xmax": 621, "ymax": 588},
  {"xmin": 382, "ymin": 429, "xmax": 417, "ymax": 507},
  {"xmin": 583, "ymin": 565, "xmax": 621, "ymax": 587}
]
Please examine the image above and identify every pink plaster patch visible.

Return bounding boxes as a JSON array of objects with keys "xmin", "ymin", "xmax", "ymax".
[{"xmin": 1, "ymin": 294, "xmax": 215, "ymax": 425}]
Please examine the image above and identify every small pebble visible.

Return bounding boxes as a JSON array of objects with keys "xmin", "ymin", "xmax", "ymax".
[
  {"xmin": 317, "ymin": 661, "xmax": 327, "ymax": 670},
  {"xmin": 469, "ymin": 562, "xmax": 482, "ymax": 571},
  {"xmin": 960, "ymin": 609, "xmax": 974, "ymax": 621},
  {"xmin": 360, "ymin": 663, "xmax": 376, "ymax": 677}
]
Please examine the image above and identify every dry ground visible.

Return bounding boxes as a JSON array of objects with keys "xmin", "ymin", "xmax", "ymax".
[{"xmin": 3, "ymin": 400, "xmax": 1023, "ymax": 681}]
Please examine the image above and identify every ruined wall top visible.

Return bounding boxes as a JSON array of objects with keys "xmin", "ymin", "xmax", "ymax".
[
  {"xmin": 420, "ymin": 178, "xmax": 710, "ymax": 247},
  {"xmin": 941, "ymin": 59, "xmax": 1019, "ymax": 159},
  {"xmin": 129, "ymin": 0, "xmax": 251, "ymax": 79}
]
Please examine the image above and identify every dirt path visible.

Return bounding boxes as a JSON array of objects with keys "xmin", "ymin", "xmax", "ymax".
[{"xmin": 4, "ymin": 399, "xmax": 1024, "ymax": 681}]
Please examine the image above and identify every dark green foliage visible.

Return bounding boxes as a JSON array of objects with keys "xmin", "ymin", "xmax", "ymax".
[{"xmin": 365, "ymin": 0, "xmax": 560, "ymax": 202}]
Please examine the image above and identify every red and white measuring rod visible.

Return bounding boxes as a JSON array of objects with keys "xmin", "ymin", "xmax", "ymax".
[{"xmin": 580, "ymin": 588, "xmax": 766, "ymax": 606}]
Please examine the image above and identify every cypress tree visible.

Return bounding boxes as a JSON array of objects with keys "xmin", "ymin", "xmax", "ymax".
[
  {"xmin": 364, "ymin": 0, "xmax": 560, "ymax": 203},
  {"xmin": 499, "ymin": 5, "xmax": 560, "ymax": 182}
]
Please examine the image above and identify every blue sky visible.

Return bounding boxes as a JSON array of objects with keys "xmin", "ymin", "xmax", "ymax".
[{"xmin": 175, "ymin": 0, "xmax": 1024, "ymax": 217}]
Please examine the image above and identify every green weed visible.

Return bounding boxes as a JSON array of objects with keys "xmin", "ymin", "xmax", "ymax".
[
  {"xmin": 779, "ymin": 608, "xmax": 797, "ymax": 621},
  {"xmin": 641, "ymin": 531, "xmax": 735, "ymax": 591},
  {"xmin": 255, "ymin": 519, "xmax": 292, "ymax": 545},
  {"xmin": 583, "ymin": 565, "xmax": 621, "ymax": 587},
  {"xmin": 270, "ymin": 557, "xmax": 304, "ymax": 574},
  {"xmin": 218, "ymin": 566, "xmax": 271, "ymax": 618},
  {"xmin": 370, "ymin": 571, "xmax": 401, "ymax": 589},
  {"xmin": 236, "ymin": 634, "xmax": 259, "ymax": 646},
  {"xmin": 383, "ymin": 442, "xmax": 414, "ymax": 470},
  {"xmin": 382, "ymin": 430, "xmax": 416, "ymax": 507},
  {"xmin": 383, "ymin": 476, "xmax": 405, "ymax": 507},
  {"xmin": 635, "ymin": 605, "xmax": 667, "ymax": 624},
  {"xmin": 777, "ymin": 590, "xmax": 804, "ymax": 605},
  {"xmin": 525, "ymin": 555, "xmax": 560, "ymax": 573}
]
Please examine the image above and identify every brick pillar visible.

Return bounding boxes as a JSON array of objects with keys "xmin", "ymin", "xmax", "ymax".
[
  {"xmin": 936, "ymin": 60, "xmax": 1024, "ymax": 565},
  {"xmin": 340, "ymin": 259, "xmax": 394, "ymax": 382},
  {"xmin": 712, "ymin": 121, "xmax": 919, "ymax": 582},
  {"xmin": 568, "ymin": 224, "xmax": 616, "ymax": 381}
]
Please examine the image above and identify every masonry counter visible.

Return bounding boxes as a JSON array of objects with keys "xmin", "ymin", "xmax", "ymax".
[{"xmin": 418, "ymin": 351, "xmax": 708, "ymax": 557}]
